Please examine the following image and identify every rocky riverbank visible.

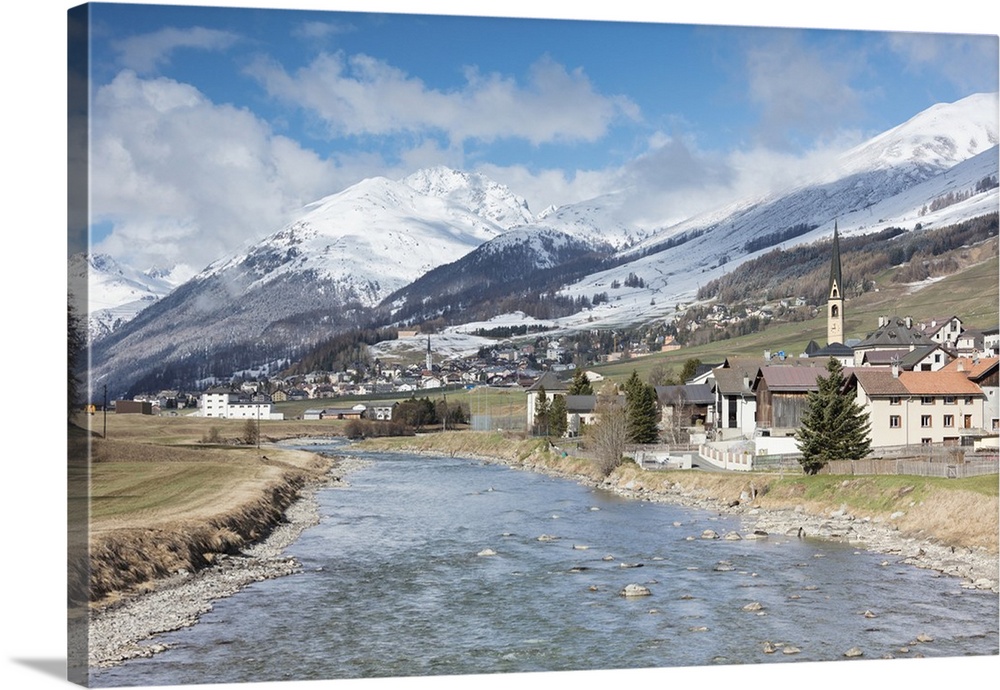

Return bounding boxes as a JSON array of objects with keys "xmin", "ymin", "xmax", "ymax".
[
  {"xmin": 604, "ymin": 475, "xmax": 999, "ymax": 593},
  {"xmin": 87, "ymin": 454, "xmax": 370, "ymax": 669}
]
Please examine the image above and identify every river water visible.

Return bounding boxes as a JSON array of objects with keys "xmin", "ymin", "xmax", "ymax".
[{"xmin": 92, "ymin": 444, "xmax": 998, "ymax": 687}]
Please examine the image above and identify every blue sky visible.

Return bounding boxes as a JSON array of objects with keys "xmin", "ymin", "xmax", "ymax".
[{"xmin": 74, "ymin": 1, "xmax": 999, "ymax": 274}]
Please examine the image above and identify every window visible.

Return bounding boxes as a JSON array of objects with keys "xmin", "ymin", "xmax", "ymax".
[
  {"xmin": 921, "ymin": 415, "xmax": 932, "ymax": 428},
  {"xmin": 944, "ymin": 396, "xmax": 956, "ymax": 405},
  {"xmin": 943, "ymin": 415, "xmax": 954, "ymax": 427},
  {"xmin": 921, "ymin": 396, "xmax": 934, "ymax": 405},
  {"xmin": 889, "ymin": 396, "xmax": 901, "ymax": 406},
  {"xmin": 965, "ymin": 396, "xmax": 974, "ymax": 405},
  {"xmin": 890, "ymin": 415, "xmax": 901, "ymax": 428},
  {"xmin": 921, "ymin": 438, "xmax": 932, "ymax": 446}
]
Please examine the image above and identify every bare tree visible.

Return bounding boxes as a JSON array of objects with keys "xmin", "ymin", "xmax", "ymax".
[
  {"xmin": 242, "ymin": 418, "xmax": 259, "ymax": 446},
  {"xmin": 660, "ymin": 399, "xmax": 694, "ymax": 446},
  {"xmin": 590, "ymin": 381, "xmax": 628, "ymax": 476}
]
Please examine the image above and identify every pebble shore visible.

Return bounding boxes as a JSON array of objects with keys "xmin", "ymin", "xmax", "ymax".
[
  {"xmin": 88, "ymin": 456, "xmax": 370, "ymax": 669},
  {"xmin": 606, "ymin": 477, "xmax": 999, "ymax": 594}
]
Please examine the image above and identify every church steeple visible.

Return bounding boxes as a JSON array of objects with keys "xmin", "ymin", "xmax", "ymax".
[{"xmin": 827, "ymin": 222, "xmax": 844, "ymax": 345}]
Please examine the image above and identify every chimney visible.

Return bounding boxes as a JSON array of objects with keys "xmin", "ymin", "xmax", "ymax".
[
  {"xmin": 878, "ymin": 316, "xmax": 886, "ymax": 328},
  {"xmin": 743, "ymin": 373, "xmax": 750, "ymax": 391},
  {"xmin": 905, "ymin": 316, "xmax": 913, "ymax": 329},
  {"xmin": 764, "ymin": 350, "xmax": 771, "ymax": 362},
  {"xmin": 957, "ymin": 359, "xmax": 966, "ymax": 372},
  {"xmin": 891, "ymin": 359, "xmax": 900, "ymax": 378}
]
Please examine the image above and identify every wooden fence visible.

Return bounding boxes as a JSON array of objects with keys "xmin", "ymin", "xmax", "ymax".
[{"xmin": 821, "ymin": 457, "xmax": 998, "ymax": 478}]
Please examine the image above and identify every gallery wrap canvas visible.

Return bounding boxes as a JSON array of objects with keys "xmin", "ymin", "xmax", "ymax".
[{"xmin": 64, "ymin": 2, "xmax": 999, "ymax": 689}]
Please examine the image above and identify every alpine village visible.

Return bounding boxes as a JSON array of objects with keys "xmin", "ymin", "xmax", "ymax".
[{"xmin": 90, "ymin": 224, "xmax": 1000, "ymax": 480}]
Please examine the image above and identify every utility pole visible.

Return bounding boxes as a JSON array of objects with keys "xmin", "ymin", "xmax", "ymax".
[{"xmin": 102, "ymin": 384, "xmax": 107, "ymax": 438}]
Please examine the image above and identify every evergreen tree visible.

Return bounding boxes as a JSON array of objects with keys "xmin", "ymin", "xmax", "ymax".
[
  {"xmin": 624, "ymin": 370, "xmax": 660, "ymax": 444},
  {"xmin": 568, "ymin": 368, "xmax": 594, "ymax": 395},
  {"xmin": 549, "ymin": 395, "xmax": 568, "ymax": 438},
  {"xmin": 533, "ymin": 386, "xmax": 550, "ymax": 436},
  {"xmin": 680, "ymin": 357, "xmax": 702, "ymax": 384},
  {"xmin": 797, "ymin": 358, "xmax": 872, "ymax": 474}
]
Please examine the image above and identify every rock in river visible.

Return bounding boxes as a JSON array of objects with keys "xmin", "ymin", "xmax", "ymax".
[{"xmin": 620, "ymin": 584, "xmax": 652, "ymax": 597}]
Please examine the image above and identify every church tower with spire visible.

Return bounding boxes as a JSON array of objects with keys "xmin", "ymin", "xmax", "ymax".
[{"xmin": 827, "ymin": 223, "xmax": 845, "ymax": 345}]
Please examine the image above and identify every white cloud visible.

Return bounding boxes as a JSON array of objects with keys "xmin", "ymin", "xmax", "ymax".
[
  {"xmin": 112, "ymin": 26, "xmax": 239, "ymax": 74},
  {"xmin": 744, "ymin": 32, "xmax": 867, "ymax": 149},
  {"xmin": 90, "ymin": 70, "xmax": 347, "ymax": 270},
  {"xmin": 887, "ymin": 32, "xmax": 1000, "ymax": 93},
  {"xmin": 247, "ymin": 51, "xmax": 639, "ymax": 146}
]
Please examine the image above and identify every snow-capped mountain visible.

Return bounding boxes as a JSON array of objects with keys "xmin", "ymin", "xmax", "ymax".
[
  {"xmin": 87, "ymin": 93, "xmax": 999, "ymax": 396},
  {"xmin": 546, "ymin": 93, "xmax": 998, "ymax": 328},
  {"xmin": 195, "ymin": 172, "xmax": 528, "ymax": 306},
  {"xmin": 531, "ymin": 192, "xmax": 653, "ymax": 251},
  {"xmin": 88, "ymin": 167, "xmax": 534, "ymax": 396},
  {"xmin": 69, "ymin": 253, "xmax": 191, "ymax": 340}
]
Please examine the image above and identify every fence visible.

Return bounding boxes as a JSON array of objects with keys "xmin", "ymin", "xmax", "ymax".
[
  {"xmin": 698, "ymin": 443, "xmax": 754, "ymax": 471},
  {"xmin": 752, "ymin": 453, "xmax": 803, "ymax": 470},
  {"xmin": 822, "ymin": 456, "xmax": 998, "ymax": 478}
]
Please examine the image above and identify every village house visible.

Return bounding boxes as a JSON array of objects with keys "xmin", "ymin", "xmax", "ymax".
[
  {"xmin": 983, "ymin": 327, "xmax": 1000, "ymax": 357},
  {"xmin": 198, "ymin": 386, "xmax": 284, "ymax": 420},
  {"xmin": 955, "ymin": 329, "xmax": 986, "ymax": 358},
  {"xmin": 565, "ymin": 395, "xmax": 598, "ymax": 436},
  {"xmin": 525, "ymin": 371, "xmax": 570, "ymax": 429},
  {"xmin": 920, "ymin": 315, "xmax": 964, "ymax": 347},
  {"xmin": 365, "ymin": 402, "xmax": 398, "ymax": 421},
  {"xmin": 710, "ymin": 364, "xmax": 758, "ymax": 439},
  {"xmin": 845, "ymin": 367, "xmax": 987, "ymax": 447},
  {"xmin": 852, "ymin": 315, "xmax": 935, "ymax": 366},
  {"xmin": 898, "ymin": 343, "xmax": 955, "ymax": 372},
  {"xmin": 942, "ymin": 356, "xmax": 999, "ymax": 432},
  {"xmin": 655, "ymin": 384, "xmax": 715, "ymax": 430},
  {"xmin": 751, "ymin": 365, "xmax": 831, "ymax": 436}
]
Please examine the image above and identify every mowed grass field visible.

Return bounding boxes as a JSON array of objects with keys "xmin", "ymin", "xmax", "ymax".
[{"xmin": 76, "ymin": 413, "xmax": 336, "ymax": 534}]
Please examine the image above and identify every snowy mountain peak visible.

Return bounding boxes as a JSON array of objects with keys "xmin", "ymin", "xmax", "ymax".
[
  {"xmin": 197, "ymin": 169, "xmax": 528, "ymax": 306},
  {"xmin": 71, "ymin": 252, "xmax": 188, "ymax": 340},
  {"xmin": 840, "ymin": 92, "xmax": 998, "ymax": 174},
  {"xmin": 402, "ymin": 166, "xmax": 535, "ymax": 229}
]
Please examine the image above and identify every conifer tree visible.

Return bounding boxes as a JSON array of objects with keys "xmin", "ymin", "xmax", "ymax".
[
  {"xmin": 624, "ymin": 370, "xmax": 660, "ymax": 444},
  {"xmin": 549, "ymin": 394, "xmax": 568, "ymax": 438},
  {"xmin": 568, "ymin": 368, "xmax": 594, "ymax": 395},
  {"xmin": 533, "ymin": 386, "xmax": 550, "ymax": 436},
  {"xmin": 797, "ymin": 358, "xmax": 872, "ymax": 474}
]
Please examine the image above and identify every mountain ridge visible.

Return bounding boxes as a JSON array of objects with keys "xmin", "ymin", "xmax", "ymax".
[{"xmin": 83, "ymin": 93, "xmax": 1000, "ymax": 397}]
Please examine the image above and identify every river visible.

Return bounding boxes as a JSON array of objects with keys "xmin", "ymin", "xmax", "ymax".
[{"xmin": 91, "ymin": 444, "xmax": 999, "ymax": 687}]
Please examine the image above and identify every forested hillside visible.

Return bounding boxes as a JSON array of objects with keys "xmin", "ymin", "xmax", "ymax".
[{"xmin": 698, "ymin": 214, "xmax": 998, "ymax": 307}]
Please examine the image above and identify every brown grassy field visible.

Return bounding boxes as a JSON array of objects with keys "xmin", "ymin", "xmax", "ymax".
[{"xmin": 73, "ymin": 413, "xmax": 339, "ymax": 605}]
